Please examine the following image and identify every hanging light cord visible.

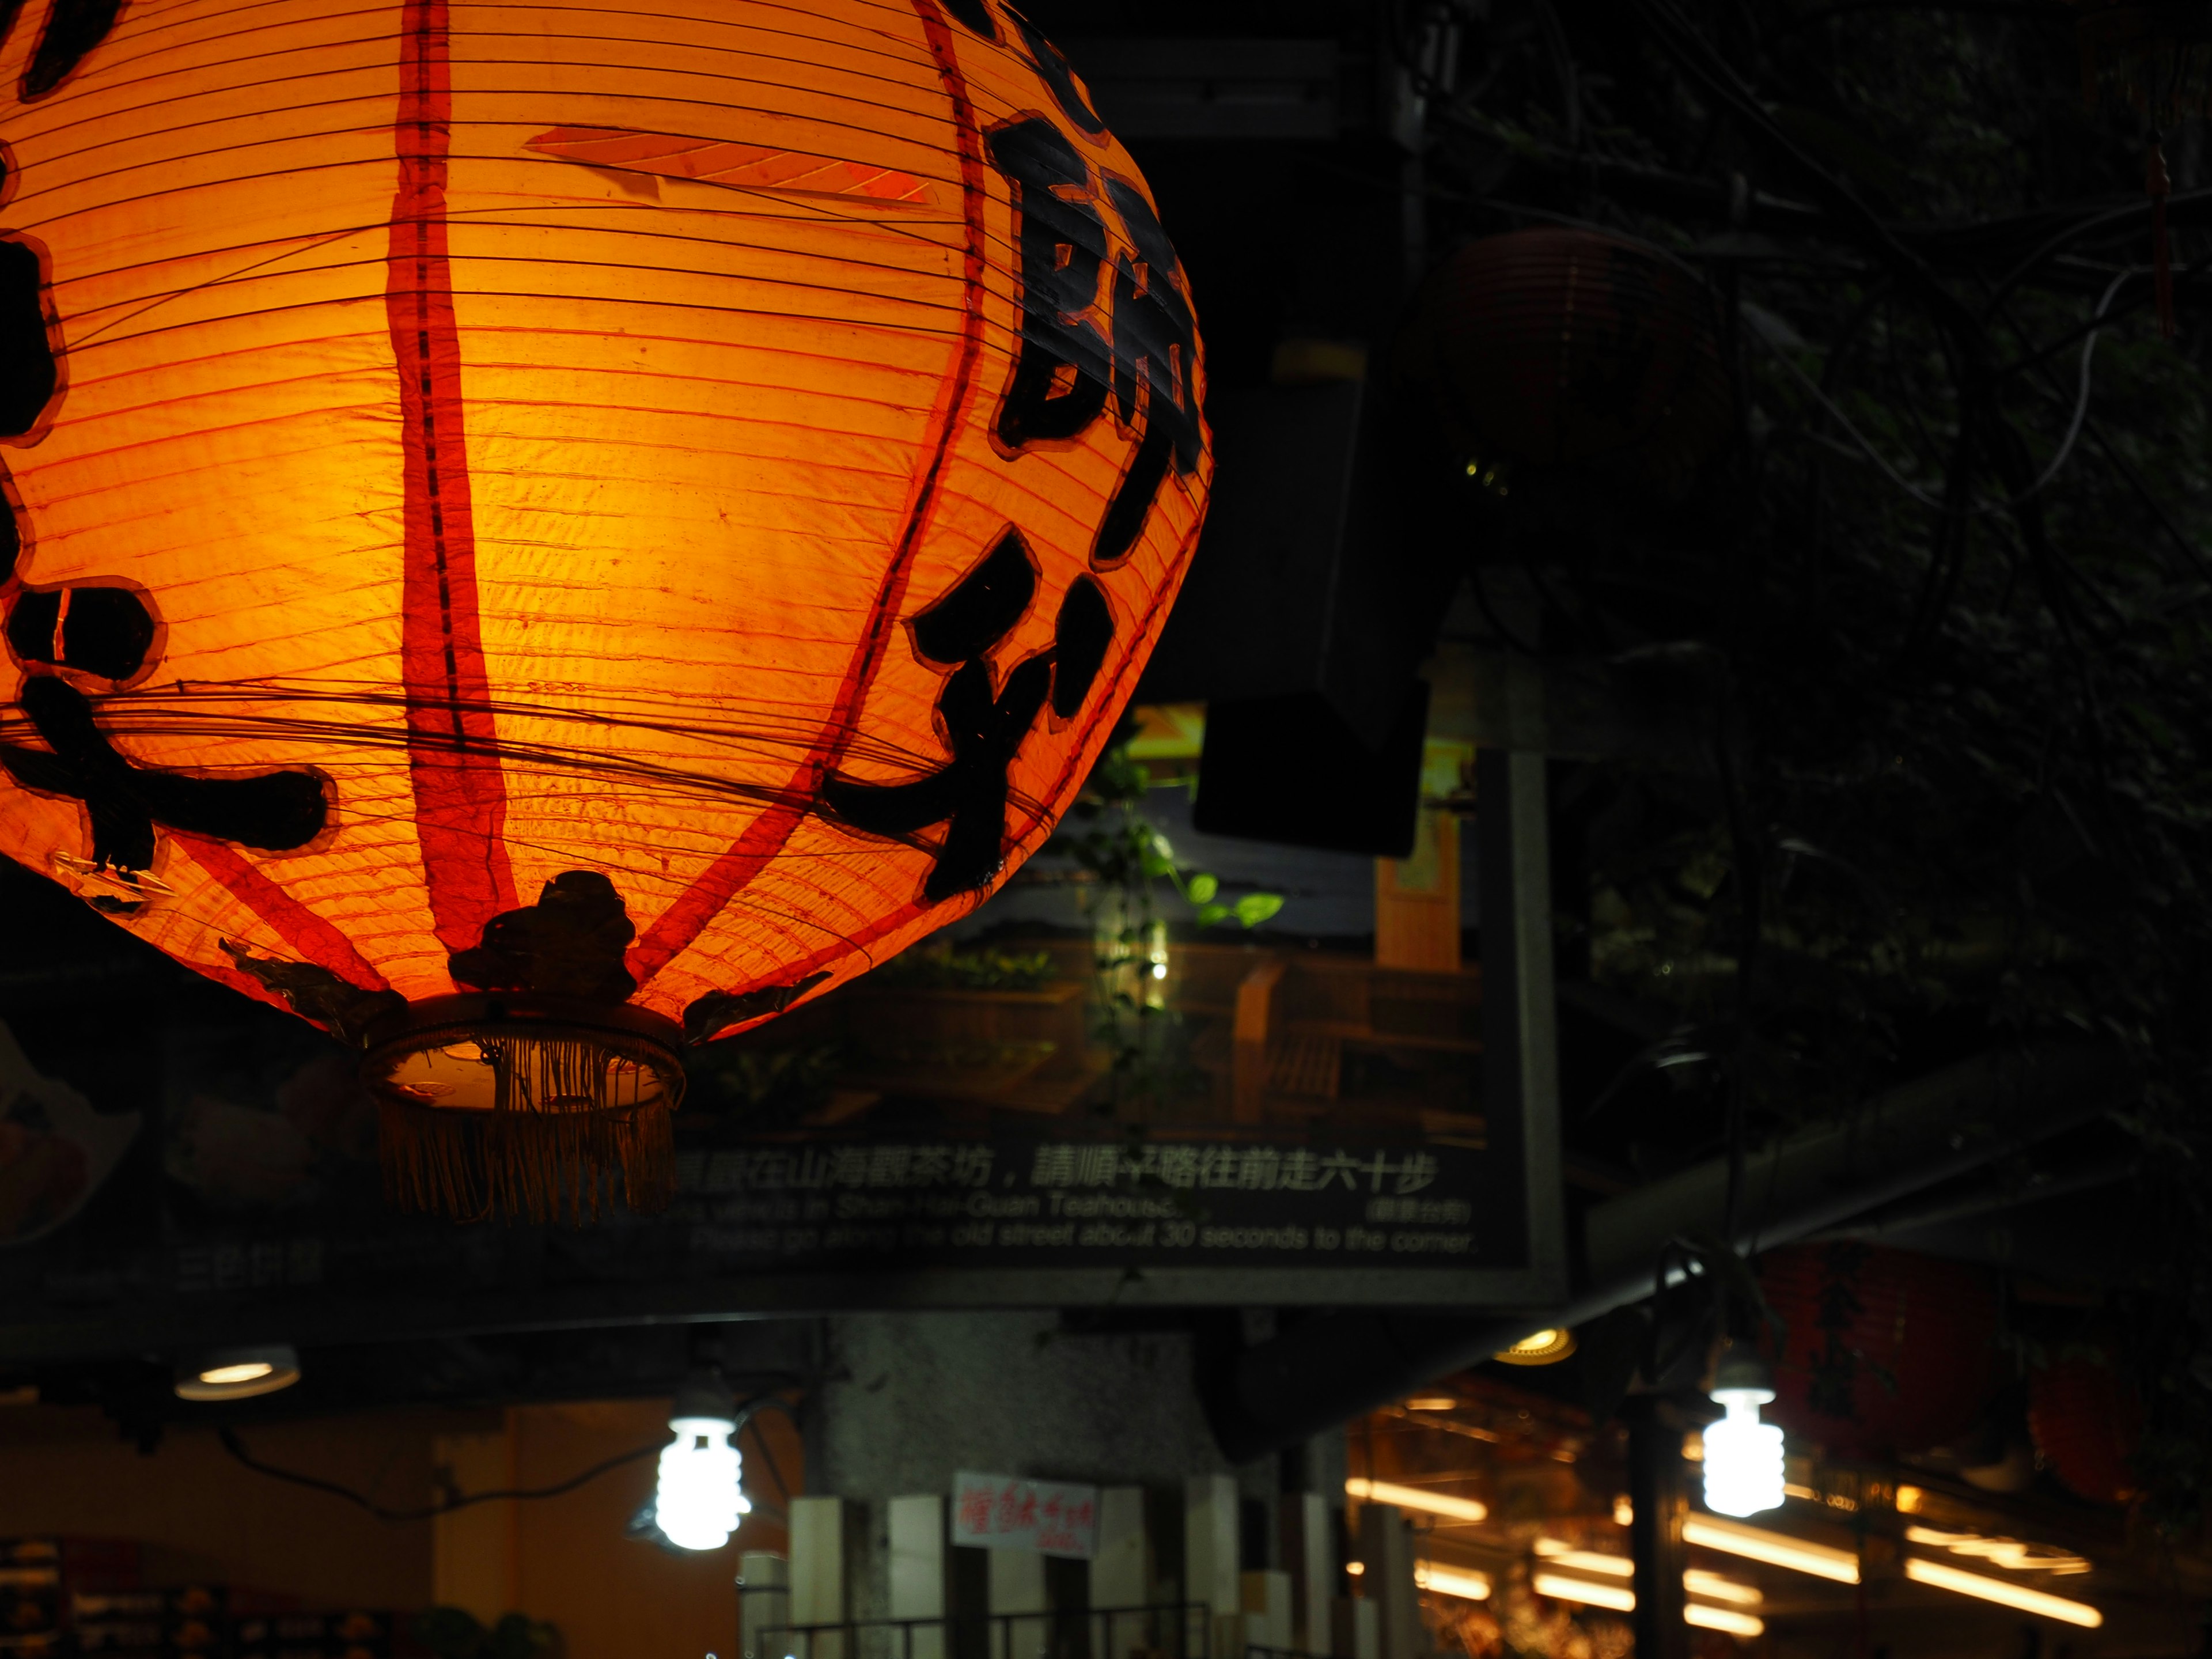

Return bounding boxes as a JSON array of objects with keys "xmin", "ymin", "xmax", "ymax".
[
  {"xmin": 218, "ymin": 1427, "xmax": 661, "ymax": 1521},
  {"xmin": 218, "ymin": 1392, "xmax": 801, "ymax": 1522}
]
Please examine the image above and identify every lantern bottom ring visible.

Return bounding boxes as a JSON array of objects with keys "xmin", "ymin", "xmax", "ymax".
[{"xmin": 363, "ymin": 993, "xmax": 685, "ymax": 1225}]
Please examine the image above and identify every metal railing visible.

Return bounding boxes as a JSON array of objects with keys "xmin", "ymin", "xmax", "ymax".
[{"xmin": 753, "ymin": 1602, "xmax": 1217, "ymax": 1659}]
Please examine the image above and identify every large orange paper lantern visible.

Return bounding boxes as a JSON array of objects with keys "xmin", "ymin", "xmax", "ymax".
[{"xmin": 0, "ymin": 0, "xmax": 1209, "ymax": 1218}]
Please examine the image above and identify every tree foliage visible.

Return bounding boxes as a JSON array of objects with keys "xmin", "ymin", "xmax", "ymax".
[{"xmin": 1404, "ymin": 0, "xmax": 2212, "ymax": 1505}]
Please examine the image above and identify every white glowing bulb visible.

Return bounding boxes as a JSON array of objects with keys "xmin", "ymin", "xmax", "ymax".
[
  {"xmin": 1703, "ymin": 1388, "xmax": 1785, "ymax": 1518},
  {"xmin": 656, "ymin": 1416, "xmax": 749, "ymax": 1551}
]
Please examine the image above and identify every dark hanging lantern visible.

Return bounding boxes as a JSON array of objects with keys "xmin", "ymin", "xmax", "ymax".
[
  {"xmin": 1758, "ymin": 1243, "xmax": 1999, "ymax": 1459},
  {"xmin": 2075, "ymin": 1, "xmax": 2212, "ymax": 336},
  {"xmin": 2028, "ymin": 1347, "xmax": 2143, "ymax": 1505},
  {"xmin": 1394, "ymin": 228, "xmax": 1734, "ymax": 502}
]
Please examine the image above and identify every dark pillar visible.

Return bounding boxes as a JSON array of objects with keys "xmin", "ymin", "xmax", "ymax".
[
  {"xmin": 1625, "ymin": 1397, "xmax": 1690, "ymax": 1659},
  {"xmin": 1475, "ymin": 745, "xmax": 1565, "ymax": 1289}
]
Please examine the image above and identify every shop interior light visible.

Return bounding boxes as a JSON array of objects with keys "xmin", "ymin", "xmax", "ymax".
[
  {"xmin": 1403, "ymin": 1396, "xmax": 1462, "ymax": 1410},
  {"xmin": 1344, "ymin": 1478, "xmax": 1489, "ymax": 1522},
  {"xmin": 1494, "ymin": 1328, "xmax": 1578, "ymax": 1366},
  {"xmin": 1415, "ymin": 1564, "xmax": 1493, "ymax": 1601},
  {"xmin": 1683, "ymin": 1514, "xmax": 1861, "ymax": 1584},
  {"xmin": 654, "ymin": 1376, "xmax": 749, "ymax": 1553},
  {"xmin": 1903, "ymin": 1526, "xmax": 2091, "ymax": 1575},
  {"xmin": 1903, "ymin": 1559, "xmax": 2103, "ymax": 1627},
  {"xmin": 173, "ymin": 1345, "xmax": 301, "ymax": 1402},
  {"xmin": 1533, "ymin": 1573, "xmax": 1765, "ymax": 1638},
  {"xmin": 1702, "ymin": 1353, "xmax": 1784, "ymax": 1518},
  {"xmin": 1613, "ymin": 1496, "xmax": 1635, "ymax": 1527}
]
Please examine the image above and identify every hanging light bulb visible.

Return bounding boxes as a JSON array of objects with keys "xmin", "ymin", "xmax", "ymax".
[
  {"xmin": 654, "ymin": 1377, "xmax": 749, "ymax": 1552},
  {"xmin": 1703, "ymin": 1352, "xmax": 1785, "ymax": 1518}
]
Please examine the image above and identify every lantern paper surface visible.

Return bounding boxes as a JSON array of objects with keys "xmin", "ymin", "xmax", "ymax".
[{"xmin": 0, "ymin": 0, "xmax": 1209, "ymax": 1055}]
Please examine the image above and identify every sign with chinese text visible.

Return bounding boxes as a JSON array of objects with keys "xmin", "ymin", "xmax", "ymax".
[
  {"xmin": 0, "ymin": 930, "xmax": 1567, "ymax": 1364},
  {"xmin": 952, "ymin": 1472, "xmax": 1100, "ymax": 1559}
]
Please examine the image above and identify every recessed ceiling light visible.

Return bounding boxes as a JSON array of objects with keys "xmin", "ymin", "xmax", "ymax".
[
  {"xmin": 174, "ymin": 1345, "xmax": 301, "ymax": 1402},
  {"xmin": 1494, "ymin": 1328, "xmax": 1577, "ymax": 1365}
]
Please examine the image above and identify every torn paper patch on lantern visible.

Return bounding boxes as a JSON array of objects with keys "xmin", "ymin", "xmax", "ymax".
[{"xmin": 525, "ymin": 127, "xmax": 941, "ymax": 207}]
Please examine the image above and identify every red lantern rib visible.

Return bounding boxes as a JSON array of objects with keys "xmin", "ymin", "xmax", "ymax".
[
  {"xmin": 173, "ymin": 832, "xmax": 392, "ymax": 990},
  {"xmin": 626, "ymin": 0, "xmax": 993, "ymax": 989},
  {"xmin": 387, "ymin": 0, "xmax": 517, "ymax": 956}
]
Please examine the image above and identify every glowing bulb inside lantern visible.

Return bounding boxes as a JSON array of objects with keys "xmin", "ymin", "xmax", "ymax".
[
  {"xmin": 656, "ymin": 1415, "xmax": 749, "ymax": 1552},
  {"xmin": 1703, "ymin": 1385, "xmax": 1785, "ymax": 1518}
]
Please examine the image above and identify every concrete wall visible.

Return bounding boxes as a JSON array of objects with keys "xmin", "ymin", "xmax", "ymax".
[
  {"xmin": 810, "ymin": 1314, "xmax": 1234, "ymax": 1503},
  {"xmin": 806, "ymin": 1313, "xmax": 1340, "ymax": 1628}
]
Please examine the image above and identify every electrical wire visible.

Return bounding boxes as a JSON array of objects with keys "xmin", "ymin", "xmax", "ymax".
[
  {"xmin": 219, "ymin": 1427, "xmax": 660, "ymax": 1522},
  {"xmin": 218, "ymin": 1392, "xmax": 804, "ymax": 1523}
]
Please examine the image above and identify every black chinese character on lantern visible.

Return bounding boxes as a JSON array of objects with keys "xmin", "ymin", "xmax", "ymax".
[
  {"xmin": 0, "ymin": 61, "xmax": 328, "ymax": 896},
  {"xmin": 935, "ymin": 0, "xmax": 1111, "ymax": 142},
  {"xmin": 984, "ymin": 116, "xmax": 1202, "ymax": 569},
  {"xmin": 824, "ymin": 531, "xmax": 1112, "ymax": 903}
]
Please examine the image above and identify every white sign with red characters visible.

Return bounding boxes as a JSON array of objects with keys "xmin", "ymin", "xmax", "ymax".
[{"xmin": 950, "ymin": 1471, "xmax": 1100, "ymax": 1559}]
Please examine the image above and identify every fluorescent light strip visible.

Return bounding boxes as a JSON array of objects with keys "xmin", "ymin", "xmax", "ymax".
[
  {"xmin": 1533, "ymin": 1548, "xmax": 1759, "ymax": 1606},
  {"xmin": 1686, "ymin": 1605, "xmax": 1767, "ymax": 1638},
  {"xmin": 1538, "ymin": 1549, "xmax": 1633, "ymax": 1578},
  {"xmin": 1684, "ymin": 1515, "xmax": 1861, "ymax": 1584},
  {"xmin": 1415, "ymin": 1563, "xmax": 1492, "ymax": 1601},
  {"xmin": 1344, "ymin": 1478, "xmax": 1489, "ymax": 1523},
  {"xmin": 1684, "ymin": 1570, "xmax": 1762, "ymax": 1607},
  {"xmin": 1533, "ymin": 1574, "xmax": 1764, "ymax": 1637},
  {"xmin": 1903, "ymin": 1527, "xmax": 2091, "ymax": 1576},
  {"xmin": 1533, "ymin": 1573, "xmax": 1635, "ymax": 1613},
  {"xmin": 1903, "ymin": 1559, "xmax": 2103, "ymax": 1628}
]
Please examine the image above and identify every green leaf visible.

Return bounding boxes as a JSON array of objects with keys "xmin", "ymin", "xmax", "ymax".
[
  {"xmin": 1187, "ymin": 872, "xmax": 1219, "ymax": 904},
  {"xmin": 1195, "ymin": 903, "xmax": 1231, "ymax": 926},
  {"xmin": 1234, "ymin": 892, "xmax": 1285, "ymax": 927}
]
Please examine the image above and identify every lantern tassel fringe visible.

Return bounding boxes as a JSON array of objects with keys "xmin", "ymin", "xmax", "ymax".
[{"xmin": 377, "ymin": 1033, "xmax": 676, "ymax": 1224}]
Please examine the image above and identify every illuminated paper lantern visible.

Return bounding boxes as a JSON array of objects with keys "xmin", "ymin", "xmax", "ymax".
[
  {"xmin": 0, "ymin": 0, "xmax": 1210, "ymax": 1218},
  {"xmin": 1760, "ymin": 1244, "xmax": 1997, "ymax": 1457},
  {"xmin": 2028, "ymin": 1349, "xmax": 2142, "ymax": 1505}
]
